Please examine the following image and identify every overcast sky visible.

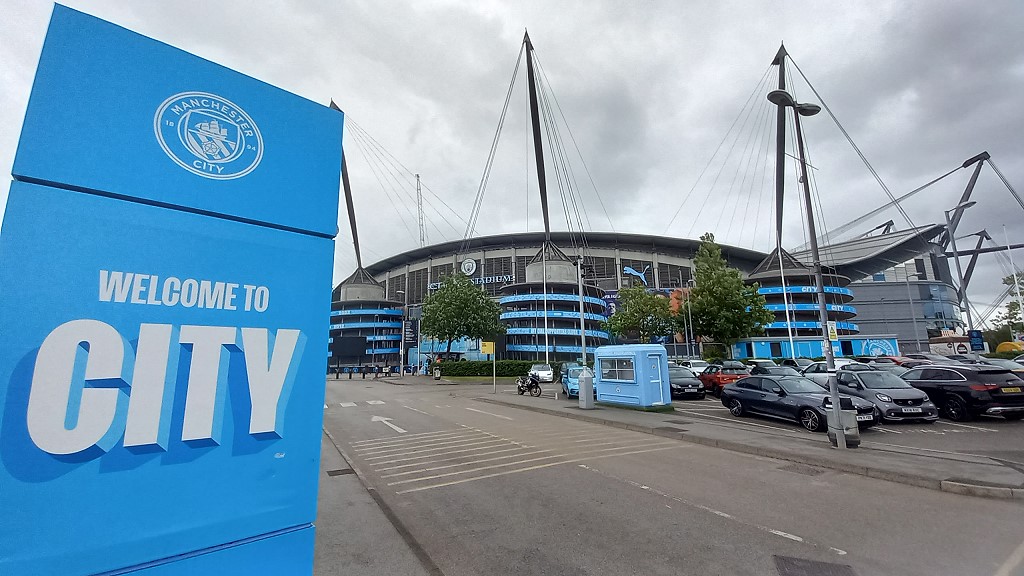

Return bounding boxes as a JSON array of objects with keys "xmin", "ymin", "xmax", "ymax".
[{"xmin": 2, "ymin": 1, "xmax": 1023, "ymax": 324}]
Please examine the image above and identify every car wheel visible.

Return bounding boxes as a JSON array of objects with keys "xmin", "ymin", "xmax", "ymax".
[
  {"xmin": 728, "ymin": 398, "xmax": 744, "ymax": 417},
  {"xmin": 1004, "ymin": 413, "xmax": 1024, "ymax": 421},
  {"xmin": 800, "ymin": 409, "xmax": 825, "ymax": 432},
  {"xmin": 942, "ymin": 395, "xmax": 971, "ymax": 422}
]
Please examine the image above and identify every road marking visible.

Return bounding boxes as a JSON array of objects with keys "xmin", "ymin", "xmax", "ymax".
[
  {"xmin": 370, "ymin": 415, "xmax": 406, "ymax": 434},
  {"xmin": 768, "ymin": 529, "xmax": 803, "ymax": 542},
  {"xmin": 382, "ymin": 448, "xmax": 556, "ymax": 478},
  {"xmin": 994, "ymin": 538, "xmax": 1024, "ymax": 576},
  {"xmin": 357, "ymin": 434, "xmax": 503, "ymax": 456},
  {"xmin": 387, "ymin": 442, "xmax": 678, "ymax": 486},
  {"xmin": 403, "ymin": 405, "xmax": 431, "ymax": 416},
  {"xmin": 363, "ymin": 439, "xmax": 508, "ymax": 461},
  {"xmin": 394, "ymin": 445, "xmax": 681, "ymax": 494},
  {"xmin": 369, "ymin": 441, "xmax": 523, "ymax": 466},
  {"xmin": 375, "ymin": 445, "xmax": 537, "ymax": 472},
  {"xmin": 464, "ymin": 407, "xmax": 514, "ymax": 420},
  {"xmin": 353, "ymin": 431, "xmax": 474, "ymax": 452},
  {"xmin": 339, "ymin": 402, "xmax": 357, "ymax": 408},
  {"xmin": 940, "ymin": 421, "xmax": 998, "ymax": 432},
  {"xmin": 873, "ymin": 426, "xmax": 902, "ymax": 434},
  {"xmin": 351, "ymin": 429, "xmax": 462, "ymax": 446},
  {"xmin": 366, "ymin": 400, "xmax": 385, "ymax": 405}
]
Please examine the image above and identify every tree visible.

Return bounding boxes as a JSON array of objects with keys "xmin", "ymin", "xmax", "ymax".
[
  {"xmin": 688, "ymin": 233, "xmax": 773, "ymax": 356},
  {"xmin": 606, "ymin": 285, "xmax": 675, "ymax": 343},
  {"xmin": 420, "ymin": 273, "xmax": 505, "ymax": 355}
]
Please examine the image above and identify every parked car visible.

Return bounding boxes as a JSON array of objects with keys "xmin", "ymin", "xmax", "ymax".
[
  {"xmin": 1015, "ymin": 354, "xmax": 1024, "ymax": 363},
  {"xmin": 800, "ymin": 358, "xmax": 858, "ymax": 386},
  {"xmin": 904, "ymin": 353, "xmax": 966, "ymax": 364},
  {"xmin": 699, "ymin": 361, "xmax": 750, "ymax": 396},
  {"xmin": 561, "ymin": 365, "xmax": 595, "ymax": 398},
  {"xmin": 746, "ymin": 358, "xmax": 778, "ymax": 368},
  {"xmin": 872, "ymin": 364, "xmax": 910, "ymax": 377},
  {"xmin": 676, "ymin": 359, "xmax": 710, "ymax": 373},
  {"xmin": 900, "ymin": 365, "xmax": 1024, "ymax": 421},
  {"xmin": 780, "ymin": 358, "xmax": 813, "ymax": 369},
  {"xmin": 530, "ymin": 363, "xmax": 555, "ymax": 383},
  {"xmin": 750, "ymin": 366, "xmax": 802, "ymax": 377},
  {"xmin": 668, "ymin": 365, "xmax": 705, "ymax": 399},
  {"xmin": 978, "ymin": 358, "xmax": 1024, "ymax": 379},
  {"xmin": 720, "ymin": 375, "xmax": 876, "ymax": 432},
  {"xmin": 835, "ymin": 369, "xmax": 938, "ymax": 422}
]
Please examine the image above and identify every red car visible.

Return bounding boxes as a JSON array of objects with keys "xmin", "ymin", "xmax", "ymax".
[{"xmin": 699, "ymin": 362, "xmax": 750, "ymax": 397}]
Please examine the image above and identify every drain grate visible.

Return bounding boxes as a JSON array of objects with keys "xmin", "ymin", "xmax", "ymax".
[
  {"xmin": 779, "ymin": 463, "xmax": 826, "ymax": 477},
  {"xmin": 774, "ymin": 555, "xmax": 856, "ymax": 576},
  {"xmin": 326, "ymin": 469, "xmax": 355, "ymax": 477}
]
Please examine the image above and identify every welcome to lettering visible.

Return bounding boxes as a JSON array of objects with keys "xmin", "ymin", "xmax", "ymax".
[{"xmin": 99, "ymin": 270, "xmax": 270, "ymax": 312}]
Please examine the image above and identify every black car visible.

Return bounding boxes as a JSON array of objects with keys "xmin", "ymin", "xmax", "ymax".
[
  {"xmin": 779, "ymin": 358, "xmax": 813, "ymax": 369},
  {"xmin": 668, "ymin": 365, "xmax": 705, "ymax": 399},
  {"xmin": 750, "ymin": 366, "xmax": 802, "ymax": 377},
  {"xmin": 720, "ymin": 375, "xmax": 876, "ymax": 432},
  {"xmin": 900, "ymin": 365, "xmax": 1024, "ymax": 421}
]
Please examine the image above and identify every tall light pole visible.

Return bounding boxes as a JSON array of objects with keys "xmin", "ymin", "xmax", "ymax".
[
  {"xmin": 686, "ymin": 278, "xmax": 697, "ymax": 359},
  {"xmin": 767, "ymin": 89, "xmax": 846, "ymax": 448},
  {"xmin": 944, "ymin": 201, "xmax": 978, "ymax": 357},
  {"xmin": 904, "ymin": 273, "xmax": 923, "ymax": 352},
  {"xmin": 1004, "ymin": 224, "xmax": 1024, "ymax": 337}
]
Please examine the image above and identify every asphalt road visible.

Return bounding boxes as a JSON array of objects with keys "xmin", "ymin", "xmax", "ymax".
[
  {"xmin": 670, "ymin": 395, "xmax": 1024, "ymax": 468},
  {"xmin": 320, "ymin": 378, "xmax": 1024, "ymax": 576}
]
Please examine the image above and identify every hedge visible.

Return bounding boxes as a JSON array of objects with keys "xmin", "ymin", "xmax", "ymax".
[{"xmin": 429, "ymin": 360, "xmax": 572, "ymax": 378}]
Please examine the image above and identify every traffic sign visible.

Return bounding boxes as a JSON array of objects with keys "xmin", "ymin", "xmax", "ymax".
[{"xmin": 481, "ymin": 341, "xmax": 495, "ymax": 354}]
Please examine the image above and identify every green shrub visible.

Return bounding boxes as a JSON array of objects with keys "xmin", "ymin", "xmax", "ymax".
[{"xmin": 428, "ymin": 360, "xmax": 553, "ymax": 378}]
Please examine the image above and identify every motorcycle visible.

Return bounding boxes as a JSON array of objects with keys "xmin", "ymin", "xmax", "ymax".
[{"xmin": 516, "ymin": 374, "xmax": 543, "ymax": 397}]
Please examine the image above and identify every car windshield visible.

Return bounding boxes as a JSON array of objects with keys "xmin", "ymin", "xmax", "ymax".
[
  {"xmin": 721, "ymin": 368, "xmax": 748, "ymax": 375},
  {"xmin": 531, "ymin": 364, "xmax": 551, "ymax": 372},
  {"xmin": 669, "ymin": 367, "xmax": 697, "ymax": 378},
  {"xmin": 778, "ymin": 377, "xmax": 826, "ymax": 394},
  {"xmin": 858, "ymin": 371, "xmax": 913, "ymax": 389},
  {"xmin": 766, "ymin": 366, "xmax": 801, "ymax": 376}
]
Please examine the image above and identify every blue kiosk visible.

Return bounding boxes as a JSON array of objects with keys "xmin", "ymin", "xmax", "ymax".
[{"xmin": 594, "ymin": 344, "xmax": 671, "ymax": 407}]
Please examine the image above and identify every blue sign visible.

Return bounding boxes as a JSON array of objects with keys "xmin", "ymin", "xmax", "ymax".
[
  {"xmin": 0, "ymin": 7, "xmax": 340, "ymax": 575},
  {"xmin": 968, "ymin": 330, "xmax": 985, "ymax": 352}
]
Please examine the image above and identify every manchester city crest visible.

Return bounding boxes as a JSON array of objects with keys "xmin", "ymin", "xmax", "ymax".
[{"xmin": 154, "ymin": 92, "xmax": 263, "ymax": 180}]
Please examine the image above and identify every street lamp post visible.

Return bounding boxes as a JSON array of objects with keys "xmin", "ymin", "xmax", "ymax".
[
  {"xmin": 686, "ymin": 279, "xmax": 697, "ymax": 359},
  {"xmin": 904, "ymin": 273, "xmax": 923, "ymax": 352},
  {"xmin": 944, "ymin": 201, "xmax": 978, "ymax": 358},
  {"xmin": 767, "ymin": 89, "xmax": 846, "ymax": 448}
]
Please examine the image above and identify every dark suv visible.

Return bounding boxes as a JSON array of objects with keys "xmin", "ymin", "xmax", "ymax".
[{"xmin": 900, "ymin": 365, "xmax": 1024, "ymax": 421}]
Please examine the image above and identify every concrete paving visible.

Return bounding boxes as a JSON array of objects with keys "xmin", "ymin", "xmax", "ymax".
[
  {"xmin": 477, "ymin": 389, "xmax": 1024, "ymax": 499},
  {"xmin": 319, "ymin": 378, "xmax": 1024, "ymax": 575}
]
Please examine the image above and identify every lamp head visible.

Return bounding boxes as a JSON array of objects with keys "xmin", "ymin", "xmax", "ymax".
[
  {"xmin": 767, "ymin": 89, "xmax": 796, "ymax": 107},
  {"xmin": 796, "ymin": 103, "xmax": 821, "ymax": 117}
]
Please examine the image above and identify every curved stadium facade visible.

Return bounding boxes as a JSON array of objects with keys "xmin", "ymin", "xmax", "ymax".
[{"xmin": 329, "ymin": 225, "xmax": 955, "ymax": 366}]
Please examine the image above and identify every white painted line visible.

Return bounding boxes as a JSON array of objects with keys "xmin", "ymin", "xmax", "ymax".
[
  {"xmin": 371, "ymin": 416, "xmax": 406, "ymax": 434},
  {"xmin": 402, "ymin": 405, "xmax": 431, "ymax": 416},
  {"xmin": 367, "ymin": 441, "xmax": 516, "ymax": 466},
  {"xmin": 940, "ymin": 421, "xmax": 998, "ymax": 432},
  {"xmin": 387, "ymin": 442, "xmax": 678, "ymax": 486},
  {"xmin": 353, "ymin": 431, "xmax": 473, "ymax": 451},
  {"xmin": 375, "ymin": 445, "xmax": 537, "ymax": 472},
  {"xmin": 873, "ymin": 426, "xmax": 902, "ymax": 434},
  {"xmin": 357, "ymin": 434, "xmax": 500, "ymax": 456},
  {"xmin": 382, "ymin": 449, "xmax": 556, "ymax": 478},
  {"xmin": 366, "ymin": 400, "xmax": 385, "ymax": 405},
  {"xmin": 993, "ymin": 537, "xmax": 1024, "ymax": 576},
  {"xmin": 464, "ymin": 407, "xmax": 514, "ymax": 420},
  {"xmin": 768, "ymin": 529, "xmax": 803, "ymax": 542},
  {"xmin": 354, "ymin": 432, "xmax": 487, "ymax": 453},
  {"xmin": 351, "ymin": 429, "xmax": 462, "ymax": 446},
  {"xmin": 395, "ymin": 445, "xmax": 680, "ymax": 494},
  {"xmin": 363, "ymin": 439, "xmax": 508, "ymax": 461},
  {"xmin": 339, "ymin": 402, "xmax": 357, "ymax": 408}
]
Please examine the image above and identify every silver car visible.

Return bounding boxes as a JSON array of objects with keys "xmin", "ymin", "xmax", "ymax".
[
  {"xmin": 800, "ymin": 359, "xmax": 858, "ymax": 387},
  {"xmin": 835, "ymin": 369, "xmax": 938, "ymax": 422},
  {"xmin": 530, "ymin": 363, "xmax": 554, "ymax": 383}
]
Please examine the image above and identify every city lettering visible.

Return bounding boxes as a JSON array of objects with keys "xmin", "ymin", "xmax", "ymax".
[{"xmin": 25, "ymin": 319, "xmax": 304, "ymax": 455}]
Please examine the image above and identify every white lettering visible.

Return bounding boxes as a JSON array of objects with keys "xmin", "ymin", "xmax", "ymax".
[
  {"xmin": 243, "ymin": 285, "xmax": 257, "ymax": 311},
  {"xmin": 162, "ymin": 277, "xmax": 181, "ymax": 307},
  {"xmin": 27, "ymin": 320, "xmax": 127, "ymax": 455},
  {"xmin": 123, "ymin": 324, "xmax": 175, "ymax": 448},
  {"xmin": 146, "ymin": 275, "xmax": 162, "ymax": 305},
  {"xmin": 178, "ymin": 325, "xmax": 237, "ymax": 443},
  {"xmin": 197, "ymin": 281, "xmax": 226, "ymax": 309},
  {"xmin": 180, "ymin": 279, "xmax": 199, "ymax": 308},
  {"xmin": 242, "ymin": 328, "xmax": 303, "ymax": 436},
  {"xmin": 130, "ymin": 274, "xmax": 147, "ymax": 304},
  {"xmin": 253, "ymin": 286, "xmax": 270, "ymax": 312},
  {"xmin": 99, "ymin": 270, "xmax": 133, "ymax": 303},
  {"xmin": 224, "ymin": 283, "xmax": 239, "ymax": 311}
]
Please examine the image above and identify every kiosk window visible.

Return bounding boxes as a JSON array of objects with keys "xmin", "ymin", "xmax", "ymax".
[{"xmin": 600, "ymin": 358, "xmax": 635, "ymax": 381}]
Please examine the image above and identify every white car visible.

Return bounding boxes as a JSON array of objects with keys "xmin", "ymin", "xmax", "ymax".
[
  {"xmin": 676, "ymin": 359, "xmax": 710, "ymax": 373},
  {"xmin": 530, "ymin": 363, "xmax": 554, "ymax": 383},
  {"xmin": 800, "ymin": 358, "xmax": 858, "ymax": 387}
]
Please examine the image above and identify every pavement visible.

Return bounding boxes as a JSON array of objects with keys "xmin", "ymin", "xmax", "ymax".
[
  {"xmin": 476, "ymin": 387, "xmax": 1024, "ymax": 500},
  {"xmin": 315, "ymin": 377, "xmax": 1024, "ymax": 575}
]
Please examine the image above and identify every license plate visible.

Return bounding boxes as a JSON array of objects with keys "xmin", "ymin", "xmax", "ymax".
[
  {"xmin": 856, "ymin": 414, "xmax": 873, "ymax": 421},
  {"xmin": 685, "ymin": 388, "xmax": 697, "ymax": 392},
  {"xmin": 1002, "ymin": 387, "xmax": 1022, "ymax": 393},
  {"xmin": 901, "ymin": 407, "xmax": 922, "ymax": 413}
]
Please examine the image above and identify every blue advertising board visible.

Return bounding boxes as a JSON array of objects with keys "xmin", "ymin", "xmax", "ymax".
[
  {"xmin": 968, "ymin": 330, "xmax": 985, "ymax": 352},
  {"xmin": 0, "ymin": 6, "xmax": 341, "ymax": 575}
]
